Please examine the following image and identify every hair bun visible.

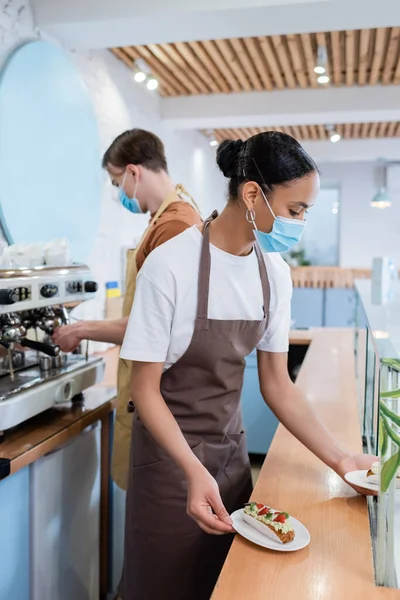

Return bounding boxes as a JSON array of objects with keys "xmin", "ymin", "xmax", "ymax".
[{"xmin": 216, "ymin": 139, "xmax": 244, "ymax": 178}]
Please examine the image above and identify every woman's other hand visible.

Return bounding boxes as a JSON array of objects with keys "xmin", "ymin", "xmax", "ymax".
[{"xmin": 187, "ymin": 466, "xmax": 234, "ymax": 535}]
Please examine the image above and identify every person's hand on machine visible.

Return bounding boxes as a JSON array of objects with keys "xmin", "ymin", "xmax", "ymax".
[{"xmin": 53, "ymin": 322, "xmax": 82, "ymax": 353}]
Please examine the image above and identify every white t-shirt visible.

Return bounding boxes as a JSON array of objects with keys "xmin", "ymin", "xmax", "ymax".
[{"xmin": 121, "ymin": 226, "xmax": 292, "ymax": 370}]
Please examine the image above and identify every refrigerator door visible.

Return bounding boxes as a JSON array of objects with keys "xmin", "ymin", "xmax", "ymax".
[{"xmin": 31, "ymin": 424, "xmax": 100, "ymax": 600}]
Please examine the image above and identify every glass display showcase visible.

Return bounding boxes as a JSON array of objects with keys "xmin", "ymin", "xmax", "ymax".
[{"xmin": 354, "ymin": 280, "xmax": 400, "ymax": 589}]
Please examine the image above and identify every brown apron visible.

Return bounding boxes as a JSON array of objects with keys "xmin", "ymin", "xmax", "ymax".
[
  {"xmin": 112, "ymin": 186, "xmax": 200, "ymax": 490},
  {"xmin": 119, "ymin": 212, "xmax": 270, "ymax": 600}
]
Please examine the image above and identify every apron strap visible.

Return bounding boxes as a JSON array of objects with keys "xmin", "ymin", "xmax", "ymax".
[
  {"xmin": 253, "ymin": 242, "xmax": 271, "ymax": 318},
  {"xmin": 197, "ymin": 211, "xmax": 218, "ymax": 320},
  {"xmin": 196, "ymin": 210, "xmax": 270, "ymax": 320}
]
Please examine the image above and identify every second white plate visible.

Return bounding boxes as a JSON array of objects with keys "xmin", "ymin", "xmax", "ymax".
[
  {"xmin": 344, "ymin": 469, "xmax": 400, "ymax": 492},
  {"xmin": 231, "ymin": 509, "xmax": 310, "ymax": 552}
]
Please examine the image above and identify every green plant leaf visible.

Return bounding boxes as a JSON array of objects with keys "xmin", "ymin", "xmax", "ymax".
[
  {"xmin": 380, "ymin": 401, "xmax": 400, "ymax": 427},
  {"xmin": 381, "ymin": 388, "xmax": 400, "ymax": 398},
  {"xmin": 381, "ymin": 358, "xmax": 400, "ymax": 370},
  {"xmin": 379, "ymin": 417, "xmax": 389, "ymax": 457},
  {"xmin": 381, "ymin": 451, "xmax": 400, "ymax": 492},
  {"xmin": 381, "ymin": 415, "xmax": 400, "ymax": 448}
]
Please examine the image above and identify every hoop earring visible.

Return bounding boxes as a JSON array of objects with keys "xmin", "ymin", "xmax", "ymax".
[{"xmin": 246, "ymin": 209, "xmax": 256, "ymax": 224}]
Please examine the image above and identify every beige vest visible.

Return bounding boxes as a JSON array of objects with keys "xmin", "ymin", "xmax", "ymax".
[{"xmin": 111, "ymin": 185, "xmax": 200, "ymax": 490}]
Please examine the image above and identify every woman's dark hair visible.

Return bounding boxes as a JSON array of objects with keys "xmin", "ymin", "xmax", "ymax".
[
  {"xmin": 102, "ymin": 128, "xmax": 168, "ymax": 172},
  {"xmin": 216, "ymin": 131, "xmax": 317, "ymax": 198}
]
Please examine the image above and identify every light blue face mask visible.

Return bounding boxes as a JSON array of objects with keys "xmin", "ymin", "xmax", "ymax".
[
  {"xmin": 118, "ymin": 170, "xmax": 143, "ymax": 214},
  {"xmin": 251, "ymin": 188, "xmax": 307, "ymax": 253}
]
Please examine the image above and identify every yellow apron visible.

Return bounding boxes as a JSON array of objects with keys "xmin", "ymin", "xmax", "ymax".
[{"xmin": 111, "ymin": 185, "xmax": 200, "ymax": 490}]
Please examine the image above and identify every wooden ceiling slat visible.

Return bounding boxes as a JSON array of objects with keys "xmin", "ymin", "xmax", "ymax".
[
  {"xmin": 286, "ymin": 34, "xmax": 308, "ymax": 88},
  {"xmin": 352, "ymin": 123, "xmax": 361, "ymax": 138},
  {"xmin": 230, "ymin": 38, "xmax": 263, "ymax": 91},
  {"xmin": 330, "ymin": 31, "xmax": 342, "ymax": 85},
  {"xmin": 381, "ymin": 27, "xmax": 400, "ymax": 84},
  {"xmin": 368, "ymin": 122, "xmax": 379, "ymax": 138},
  {"xmin": 393, "ymin": 50, "xmax": 400, "ymax": 84},
  {"xmin": 299, "ymin": 125, "xmax": 309, "ymax": 139},
  {"xmin": 345, "ymin": 30, "xmax": 355, "ymax": 86},
  {"xmin": 231, "ymin": 129, "xmax": 244, "ymax": 139},
  {"xmin": 291, "ymin": 125, "xmax": 302, "ymax": 139},
  {"xmin": 395, "ymin": 123, "xmax": 400, "ymax": 136},
  {"xmin": 202, "ymin": 40, "xmax": 241, "ymax": 92},
  {"xmin": 316, "ymin": 124, "xmax": 326, "ymax": 140},
  {"xmin": 361, "ymin": 122, "xmax": 370, "ymax": 138},
  {"xmin": 387, "ymin": 122, "xmax": 397, "ymax": 137},
  {"xmin": 369, "ymin": 28, "xmax": 388, "ymax": 85},
  {"xmin": 158, "ymin": 43, "xmax": 208, "ymax": 94},
  {"xmin": 316, "ymin": 32, "xmax": 330, "ymax": 83},
  {"xmin": 309, "ymin": 125, "xmax": 317, "ymax": 140},
  {"xmin": 187, "ymin": 41, "xmax": 230, "ymax": 93},
  {"xmin": 300, "ymin": 33, "xmax": 318, "ymax": 88},
  {"xmin": 377, "ymin": 122, "xmax": 388, "ymax": 137},
  {"xmin": 281, "ymin": 126, "xmax": 292, "ymax": 136},
  {"xmin": 271, "ymin": 35, "xmax": 297, "ymax": 89},
  {"xmin": 146, "ymin": 44, "xmax": 198, "ymax": 94},
  {"xmin": 343, "ymin": 123, "xmax": 351, "ymax": 138},
  {"xmin": 358, "ymin": 29, "xmax": 371, "ymax": 85},
  {"xmin": 174, "ymin": 42, "xmax": 220, "ymax": 94},
  {"xmin": 258, "ymin": 36, "xmax": 286, "ymax": 90},
  {"xmin": 111, "ymin": 47, "xmax": 134, "ymax": 69},
  {"xmin": 128, "ymin": 45, "xmax": 184, "ymax": 95},
  {"xmin": 242, "ymin": 38, "xmax": 274, "ymax": 91},
  {"xmin": 214, "ymin": 39, "xmax": 251, "ymax": 92}
]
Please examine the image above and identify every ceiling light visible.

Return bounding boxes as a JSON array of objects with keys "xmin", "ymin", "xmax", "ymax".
[
  {"xmin": 146, "ymin": 77, "xmax": 159, "ymax": 91},
  {"xmin": 371, "ymin": 187, "xmax": 392, "ymax": 209},
  {"xmin": 317, "ymin": 74, "xmax": 330, "ymax": 84},
  {"xmin": 330, "ymin": 132, "xmax": 341, "ymax": 143},
  {"xmin": 134, "ymin": 71, "xmax": 146, "ymax": 83},
  {"xmin": 315, "ymin": 45, "xmax": 328, "ymax": 78},
  {"xmin": 314, "ymin": 65, "xmax": 326, "ymax": 75},
  {"xmin": 209, "ymin": 139, "xmax": 218, "ymax": 147}
]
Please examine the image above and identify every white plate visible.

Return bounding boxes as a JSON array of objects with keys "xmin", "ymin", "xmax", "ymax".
[
  {"xmin": 344, "ymin": 469, "xmax": 400, "ymax": 492},
  {"xmin": 231, "ymin": 509, "xmax": 310, "ymax": 552}
]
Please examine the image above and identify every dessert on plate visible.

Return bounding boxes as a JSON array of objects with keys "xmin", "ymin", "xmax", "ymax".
[
  {"xmin": 243, "ymin": 502, "xmax": 295, "ymax": 544},
  {"xmin": 366, "ymin": 461, "xmax": 400, "ymax": 488}
]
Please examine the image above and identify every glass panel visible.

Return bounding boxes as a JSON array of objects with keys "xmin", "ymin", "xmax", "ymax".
[{"xmin": 300, "ymin": 187, "xmax": 340, "ymax": 266}]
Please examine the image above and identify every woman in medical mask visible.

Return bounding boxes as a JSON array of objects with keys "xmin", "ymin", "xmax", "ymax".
[
  {"xmin": 53, "ymin": 128, "xmax": 202, "ymax": 491},
  {"xmin": 118, "ymin": 132, "xmax": 375, "ymax": 600}
]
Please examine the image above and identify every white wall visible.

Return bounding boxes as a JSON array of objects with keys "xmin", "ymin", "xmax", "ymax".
[
  {"xmin": 0, "ymin": 0, "xmax": 227, "ymax": 334},
  {"xmin": 319, "ymin": 162, "xmax": 400, "ymax": 269}
]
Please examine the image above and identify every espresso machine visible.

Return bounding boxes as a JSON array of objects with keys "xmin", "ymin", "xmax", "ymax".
[{"xmin": 0, "ymin": 264, "xmax": 105, "ymax": 436}]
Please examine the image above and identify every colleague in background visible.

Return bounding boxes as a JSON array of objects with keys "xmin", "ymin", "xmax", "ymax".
[
  {"xmin": 118, "ymin": 132, "xmax": 375, "ymax": 600},
  {"xmin": 53, "ymin": 128, "xmax": 202, "ymax": 490}
]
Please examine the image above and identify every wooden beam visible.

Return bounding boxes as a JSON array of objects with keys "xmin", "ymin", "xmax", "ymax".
[
  {"xmin": 369, "ymin": 28, "xmax": 388, "ymax": 85},
  {"xmin": 393, "ymin": 45, "xmax": 400, "ymax": 84},
  {"xmin": 146, "ymin": 44, "xmax": 198, "ymax": 95},
  {"xmin": 291, "ymin": 125, "xmax": 302, "ymax": 140},
  {"xmin": 299, "ymin": 125, "xmax": 309, "ymax": 139},
  {"xmin": 158, "ymin": 43, "xmax": 207, "ymax": 94},
  {"xmin": 242, "ymin": 37, "xmax": 274, "ymax": 91},
  {"xmin": 330, "ymin": 31, "xmax": 342, "ymax": 85},
  {"xmin": 187, "ymin": 41, "xmax": 230, "ymax": 93},
  {"xmin": 230, "ymin": 38, "xmax": 263, "ymax": 91},
  {"xmin": 300, "ymin": 33, "xmax": 318, "ymax": 88},
  {"xmin": 317, "ymin": 124, "xmax": 327, "ymax": 140},
  {"xmin": 358, "ymin": 29, "xmax": 371, "ymax": 86},
  {"xmin": 258, "ymin": 36, "xmax": 285, "ymax": 90},
  {"xmin": 381, "ymin": 27, "xmax": 400, "ymax": 85},
  {"xmin": 110, "ymin": 47, "xmax": 134, "ymax": 70},
  {"xmin": 395, "ymin": 123, "xmax": 400, "ymax": 136},
  {"xmin": 126, "ymin": 45, "xmax": 182, "ymax": 95},
  {"xmin": 214, "ymin": 38, "xmax": 252, "ymax": 92},
  {"xmin": 369, "ymin": 122, "xmax": 380, "ymax": 138},
  {"xmin": 286, "ymin": 34, "xmax": 308, "ymax": 88},
  {"xmin": 345, "ymin": 30, "xmax": 355, "ymax": 86},
  {"xmin": 360, "ymin": 122, "xmax": 370, "ymax": 138},
  {"xmin": 344, "ymin": 122, "xmax": 351, "ymax": 138},
  {"xmin": 271, "ymin": 35, "xmax": 297, "ymax": 88},
  {"xmin": 202, "ymin": 39, "xmax": 241, "ymax": 92},
  {"xmin": 352, "ymin": 122, "xmax": 361, "ymax": 138},
  {"xmin": 386, "ymin": 122, "xmax": 397, "ymax": 137},
  {"xmin": 377, "ymin": 122, "xmax": 388, "ymax": 137},
  {"xmin": 174, "ymin": 42, "xmax": 220, "ymax": 94}
]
